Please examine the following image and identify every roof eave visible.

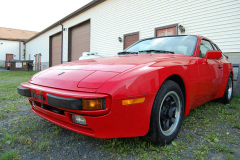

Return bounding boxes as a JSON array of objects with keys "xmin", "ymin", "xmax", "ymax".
[{"xmin": 0, "ymin": 38, "xmax": 27, "ymax": 42}]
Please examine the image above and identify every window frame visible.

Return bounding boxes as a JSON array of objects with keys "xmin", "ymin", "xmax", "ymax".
[
  {"xmin": 199, "ymin": 39, "xmax": 214, "ymax": 58},
  {"xmin": 123, "ymin": 32, "xmax": 140, "ymax": 50},
  {"xmin": 199, "ymin": 39, "xmax": 223, "ymax": 60},
  {"xmin": 154, "ymin": 24, "xmax": 178, "ymax": 37}
]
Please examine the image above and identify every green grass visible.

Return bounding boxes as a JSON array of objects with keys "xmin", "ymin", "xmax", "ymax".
[
  {"xmin": 0, "ymin": 71, "xmax": 240, "ymax": 159},
  {"xmin": 0, "ymin": 71, "xmax": 38, "ymax": 101},
  {"xmin": 0, "ymin": 150, "xmax": 20, "ymax": 160},
  {"xmin": 38, "ymin": 141, "xmax": 50, "ymax": 152},
  {"xmin": 231, "ymin": 123, "xmax": 240, "ymax": 129},
  {"xmin": 192, "ymin": 144, "xmax": 210, "ymax": 160},
  {"xmin": 214, "ymin": 144, "xmax": 234, "ymax": 154},
  {"xmin": 0, "ymin": 71, "xmax": 38, "ymax": 158}
]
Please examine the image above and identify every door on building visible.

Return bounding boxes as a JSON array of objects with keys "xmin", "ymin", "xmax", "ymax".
[
  {"xmin": 35, "ymin": 54, "xmax": 41, "ymax": 71},
  {"xmin": 50, "ymin": 32, "xmax": 62, "ymax": 67},
  {"xmin": 68, "ymin": 20, "xmax": 90, "ymax": 61},
  {"xmin": 155, "ymin": 24, "xmax": 178, "ymax": 37},
  {"xmin": 123, "ymin": 32, "xmax": 139, "ymax": 49},
  {"xmin": 6, "ymin": 54, "xmax": 14, "ymax": 68}
]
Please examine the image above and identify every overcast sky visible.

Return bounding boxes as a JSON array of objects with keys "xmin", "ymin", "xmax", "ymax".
[{"xmin": 0, "ymin": 0, "xmax": 93, "ymax": 32}]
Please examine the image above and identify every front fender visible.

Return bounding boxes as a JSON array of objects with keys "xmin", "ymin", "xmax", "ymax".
[{"xmin": 98, "ymin": 59, "xmax": 199, "ymax": 116}]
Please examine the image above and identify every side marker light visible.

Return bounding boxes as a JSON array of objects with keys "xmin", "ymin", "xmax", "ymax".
[{"xmin": 122, "ymin": 97, "xmax": 146, "ymax": 106}]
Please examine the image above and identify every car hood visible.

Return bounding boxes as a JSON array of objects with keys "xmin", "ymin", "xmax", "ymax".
[{"xmin": 30, "ymin": 54, "xmax": 187, "ymax": 90}]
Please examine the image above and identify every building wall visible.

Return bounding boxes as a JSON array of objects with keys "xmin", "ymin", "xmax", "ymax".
[
  {"xmin": 25, "ymin": 26, "xmax": 62, "ymax": 67},
  {"xmin": 0, "ymin": 40, "xmax": 22, "ymax": 67},
  {"xmin": 25, "ymin": 0, "xmax": 240, "ymax": 68}
]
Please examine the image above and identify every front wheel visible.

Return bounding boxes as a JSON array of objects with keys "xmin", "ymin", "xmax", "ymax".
[{"xmin": 147, "ymin": 80, "xmax": 184, "ymax": 145}]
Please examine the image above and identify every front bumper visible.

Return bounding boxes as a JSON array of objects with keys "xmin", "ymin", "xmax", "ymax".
[
  {"xmin": 17, "ymin": 85, "xmax": 31, "ymax": 97},
  {"xmin": 18, "ymin": 82, "xmax": 156, "ymax": 138},
  {"xmin": 18, "ymin": 86, "xmax": 83, "ymax": 110}
]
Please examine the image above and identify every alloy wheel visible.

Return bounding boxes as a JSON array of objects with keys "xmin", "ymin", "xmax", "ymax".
[{"xmin": 159, "ymin": 91, "xmax": 181, "ymax": 136}]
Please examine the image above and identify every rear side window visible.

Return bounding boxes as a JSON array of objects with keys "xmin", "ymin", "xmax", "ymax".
[{"xmin": 199, "ymin": 39, "xmax": 213, "ymax": 58}]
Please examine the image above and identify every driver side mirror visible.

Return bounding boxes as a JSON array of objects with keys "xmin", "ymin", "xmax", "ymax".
[{"xmin": 204, "ymin": 50, "xmax": 222, "ymax": 63}]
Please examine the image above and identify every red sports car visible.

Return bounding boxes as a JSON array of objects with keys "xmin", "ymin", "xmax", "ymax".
[{"xmin": 18, "ymin": 35, "xmax": 233, "ymax": 145}]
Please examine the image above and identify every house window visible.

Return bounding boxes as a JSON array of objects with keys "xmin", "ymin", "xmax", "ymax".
[
  {"xmin": 123, "ymin": 32, "xmax": 139, "ymax": 49},
  {"xmin": 155, "ymin": 24, "xmax": 178, "ymax": 37}
]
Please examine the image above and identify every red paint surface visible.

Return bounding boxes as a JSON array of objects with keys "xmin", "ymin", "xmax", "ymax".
[{"xmin": 20, "ymin": 35, "xmax": 233, "ymax": 138}]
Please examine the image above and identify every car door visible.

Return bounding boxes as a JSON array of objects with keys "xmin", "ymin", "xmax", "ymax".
[{"xmin": 197, "ymin": 39, "xmax": 223, "ymax": 99}]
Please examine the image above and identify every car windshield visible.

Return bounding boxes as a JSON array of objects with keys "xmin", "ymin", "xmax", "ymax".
[{"xmin": 125, "ymin": 35, "xmax": 198, "ymax": 56}]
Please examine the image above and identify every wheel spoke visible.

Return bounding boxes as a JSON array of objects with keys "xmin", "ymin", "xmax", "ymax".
[
  {"xmin": 160, "ymin": 110, "xmax": 167, "ymax": 119},
  {"xmin": 168, "ymin": 107, "xmax": 176, "ymax": 118},
  {"xmin": 162, "ymin": 105, "xmax": 167, "ymax": 113},
  {"xmin": 170, "ymin": 118, "xmax": 175, "ymax": 125},
  {"xmin": 162, "ymin": 119, "xmax": 170, "ymax": 130},
  {"xmin": 164, "ymin": 96, "xmax": 172, "ymax": 107},
  {"xmin": 161, "ymin": 105, "xmax": 168, "ymax": 118},
  {"xmin": 165, "ymin": 119, "xmax": 170, "ymax": 129},
  {"xmin": 170, "ymin": 101, "xmax": 176, "ymax": 107},
  {"xmin": 162, "ymin": 120, "xmax": 166, "ymax": 129},
  {"xmin": 165, "ymin": 96, "xmax": 171, "ymax": 103}
]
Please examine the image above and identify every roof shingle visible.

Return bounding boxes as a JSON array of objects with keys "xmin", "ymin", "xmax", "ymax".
[{"xmin": 0, "ymin": 27, "xmax": 38, "ymax": 41}]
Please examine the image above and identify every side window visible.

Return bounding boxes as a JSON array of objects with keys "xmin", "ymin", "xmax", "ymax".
[{"xmin": 199, "ymin": 39, "xmax": 213, "ymax": 58}]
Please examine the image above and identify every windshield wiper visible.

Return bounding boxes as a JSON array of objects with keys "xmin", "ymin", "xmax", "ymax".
[
  {"xmin": 117, "ymin": 51, "xmax": 138, "ymax": 55},
  {"xmin": 138, "ymin": 50, "xmax": 174, "ymax": 54}
]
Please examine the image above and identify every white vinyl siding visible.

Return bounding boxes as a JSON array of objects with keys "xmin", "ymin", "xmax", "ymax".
[
  {"xmin": 25, "ymin": 0, "xmax": 240, "ymax": 67},
  {"xmin": 26, "ymin": 26, "xmax": 62, "ymax": 63},
  {"xmin": 0, "ymin": 40, "xmax": 20, "ymax": 61}
]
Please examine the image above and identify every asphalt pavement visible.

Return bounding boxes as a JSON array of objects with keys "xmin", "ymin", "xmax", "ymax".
[{"xmin": 0, "ymin": 68, "xmax": 9, "ymax": 71}]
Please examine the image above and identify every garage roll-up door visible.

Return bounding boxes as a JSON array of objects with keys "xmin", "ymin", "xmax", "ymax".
[
  {"xmin": 69, "ymin": 20, "xmax": 90, "ymax": 61},
  {"xmin": 50, "ymin": 32, "xmax": 62, "ymax": 66}
]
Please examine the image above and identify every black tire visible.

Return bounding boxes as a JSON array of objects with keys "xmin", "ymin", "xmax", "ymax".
[
  {"xmin": 146, "ymin": 80, "xmax": 184, "ymax": 145},
  {"xmin": 220, "ymin": 74, "xmax": 233, "ymax": 104}
]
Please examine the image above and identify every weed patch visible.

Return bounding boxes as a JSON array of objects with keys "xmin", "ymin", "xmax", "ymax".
[
  {"xmin": 231, "ymin": 123, "xmax": 240, "ymax": 129},
  {"xmin": 0, "ymin": 150, "xmax": 20, "ymax": 160},
  {"xmin": 214, "ymin": 144, "xmax": 234, "ymax": 154},
  {"xmin": 38, "ymin": 141, "xmax": 50, "ymax": 152}
]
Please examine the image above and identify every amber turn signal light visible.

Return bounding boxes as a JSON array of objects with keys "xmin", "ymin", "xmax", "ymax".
[
  {"xmin": 122, "ymin": 97, "xmax": 146, "ymax": 106},
  {"xmin": 82, "ymin": 99, "xmax": 103, "ymax": 110}
]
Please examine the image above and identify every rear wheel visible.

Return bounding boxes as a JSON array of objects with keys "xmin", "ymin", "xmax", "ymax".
[
  {"xmin": 147, "ymin": 80, "xmax": 184, "ymax": 145},
  {"xmin": 220, "ymin": 74, "xmax": 233, "ymax": 104}
]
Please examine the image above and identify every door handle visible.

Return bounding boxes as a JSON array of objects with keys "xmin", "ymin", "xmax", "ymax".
[{"xmin": 218, "ymin": 66, "xmax": 223, "ymax": 69}]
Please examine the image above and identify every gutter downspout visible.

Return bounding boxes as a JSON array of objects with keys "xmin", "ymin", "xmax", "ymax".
[
  {"xmin": 59, "ymin": 21, "xmax": 64, "ymax": 64},
  {"xmin": 19, "ymin": 41, "xmax": 21, "ymax": 60}
]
